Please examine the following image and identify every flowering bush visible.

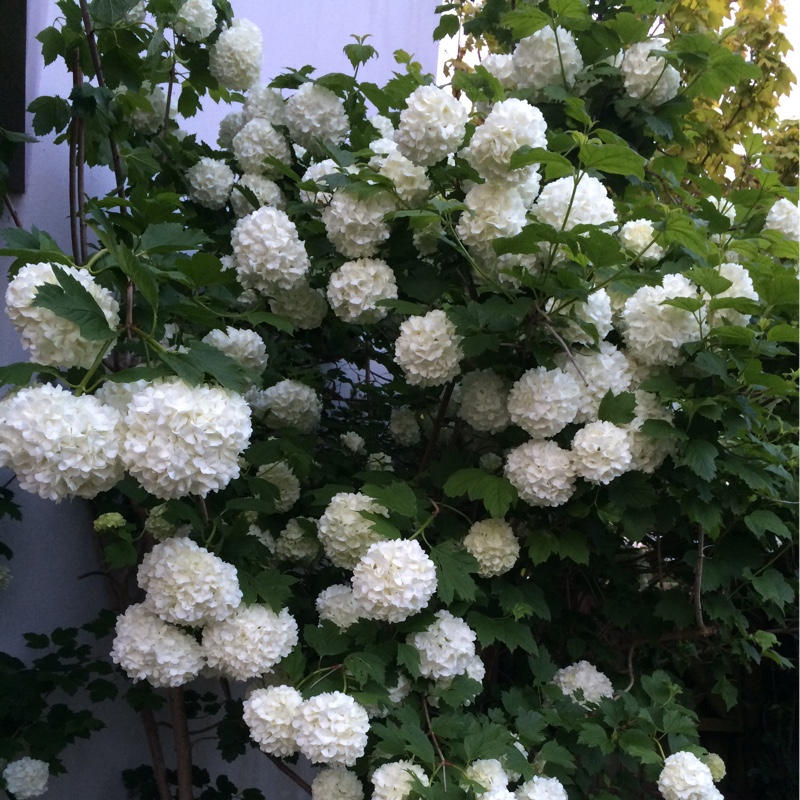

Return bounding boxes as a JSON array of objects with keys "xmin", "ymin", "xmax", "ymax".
[{"xmin": 0, "ymin": 1, "xmax": 797, "ymax": 799}]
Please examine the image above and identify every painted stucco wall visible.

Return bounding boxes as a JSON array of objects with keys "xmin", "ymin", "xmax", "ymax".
[{"xmin": 0, "ymin": 2, "xmax": 439, "ymax": 796}]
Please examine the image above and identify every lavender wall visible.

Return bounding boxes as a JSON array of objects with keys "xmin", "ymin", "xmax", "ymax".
[{"xmin": 0, "ymin": 2, "xmax": 439, "ymax": 797}]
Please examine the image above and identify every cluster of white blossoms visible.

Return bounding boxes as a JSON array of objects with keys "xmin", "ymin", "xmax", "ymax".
[
  {"xmin": 173, "ymin": 0, "xmax": 217, "ymax": 42},
  {"xmin": 317, "ymin": 492, "xmax": 389, "ymax": 569},
  {"xmin": 6, "ymin": 261, "xmax": 120, "ymax": 368},
  {"xmin": 657, "ymin": 752, "xmax": 722, "ymax": 800},
  {"xmin": 258, "ymin": 379, "xmax": 321, "ymax": 431},
  {"xmin": 626, "ymin": 390, "xmax": 675, "ymax": 473},
  {"xmin": 372, "ymin": 761, "xmax": 429, "ymax": 800},
  {"xmin": 621, "ymin": 273, "xmax": 703, "ymax": 365},
  {"xmin": 394, "ymin": 310, "xmax": 464, "ymax": 387},
  {"xmin": 621, "ymin": 39, "xmax": 680, "ymax": 107},
  {"xmin": 549, "ymin": 289, "xmax": 614, "ymax": 346},
  {"xmin": 463, "ymin": 519, "xmax": 520, "ymax": 577},
  {"xmin": 504, "ymin": 440, "xmax": 576, "ymax": 507},
  {"xmin": 1, "ymin": 758, "xmax": 50, "ymax": 800},
  {"xmin": 209, "ymin": 19, "xmax": 262, "ymax": 90},
  {"xmin": 312, "ymin": 767, "xmax": 364, "ymax": 800},
  {"xmin": 388, "ymin": 407, "xmax": 421, "ymax": 446},
  {"xmin": 137, "ymin": 537, "xmax": 242, "ymax": 625},
  {"xmin": 372, "ymin": 149, "xmax": 431, "ymax": 206},
  {"xmin": 708, "ymin": 262, "xmax": 759, "ymax": 328},
  {"xmin": 462, "ymin": 759, "xmax": 510, "ymax": 794},
  {"xmin": 243, "ymin": 685, "xmax": 304, "ymax": 757},
  {"xmin": 232, "ymin": 206, "xmax": 310, "ymax": 293},
  {"xmin": 276, "ymin": 518, "xmax": 320, "ymax": 562},
  {"xmin": 457, "ymin": 183, "xmax": 528, "ymax": 258},
  {"xmin": 516, "ymin": 776, "xmax": 569, "ymax": 800},
  {"xmin": 483, "ymin": 52, "xmax": 517, "ymax": 89},
  {"xmin": 110, "ymin": 603, "xmax": 205, "ymax": 687},
  {"xmin": 514, "ymin": 26, "xmax": 584, "ymax": 90},
  {"xmin": 763, "ymin": 197, "xmax": 799, "ymax": 241},
  {"xmin": 186, "ymin": 157, "xmax": 234, "ymax": 209},
  {"xmin": 571, "ymin": 421, "xmax": 633, "ymax": 484},
  {"xmin": 0, "ymin": 385, "xmax": 123, "ymax": 501},
  {"xmin": 327, "ymin": 258, "xmax": 398, "ymax": 323},
  {"xmin": 351, "ymin": 539, "xmax": 438, "ymax": 622},
  {"xmin": 233, "ymin": 118, "xmax": 292, "ymax": 176},
  {"xmin": 396, "ymin": 84, "xmax": 468, "ymax": 166},
  {"xmin": 458, "ymin": 370, "xmax": 511, "ymax": 433},
  {"xmin": 316, "ymin": 584, "xmax": 363, "ymax": 629},
  {"xmin": 202, "ymin": 605, "xmax": 298, "ymax": 680},
  {"xmin": 553, "ymin": 660, "xmax": 614, "ymax": 705},
  {"xmin": 122, "ymin": 378, "xmax": 251, "ymax": 499},
  {"xmin": 534, "ymin": 175, "xmax": 617, "ymax": 231},
  {"xmin": 409, "ymin": 610, "xmax": 478, "ymax": 680},
  {"xmin": 269, "ymin": 283, "xmax": 328, "ymax": 329},
  {"xmin": 218, "ymin": 108, "xmax": 246, "ymax": 149},
  {"xmin": 256, "ymin": 461, "xmax": 301, "ymax": 512},
  {"xmin": 340, "ymin": 430, "xmax": 366, "ymax": 454},
  {"xmin": 231, "ymin": 174, "xmax": 285, "ymax": 218},
  {"xmin": 619, "ymin": 218, "xmax": 665, "ymax": 261},
  {"xmin": 128, "ymin": 83, "xmax": 171, "ymax": 134},
  {"xmin": 507, "ymin": 366, "xmax": 581, "ymax": 438},
  {"xmin": 201, "ymin": 326, "xmax": 268, "ymax": 370},
  {"xmin": 285, "ymin": 83, "xmax": 349, "ymax": 152},
  {"xmin": 321, "ymin": 191, "xmax": 397, "ymax": 258},
  {"xmin": 300, "ymin": 158, "xmax": 340, "ymax": 204},
  {"xmin": 243, "ymin": 84, "xmax": 286, "ymax": 125}
]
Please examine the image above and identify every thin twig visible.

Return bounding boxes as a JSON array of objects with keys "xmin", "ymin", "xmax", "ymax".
[
  {"xmin": 693, "ymin": 525, "xmax": 708, "ymax": 634},
  {"xmin": 77, "ymin": 115, "xmax": 88, "ymax": 263},
  {"xmin": 265, "ymin": 754, "xmax": 312, "ymax": 795},
  {"xmin": 418, "ymin": 380, "xmax": 455, "ymax": 475},
  {"xmin": 623, "ymin": 642, "xmax": 636, "ymax": 693},
  {"xmin": 423, "ymin": 699, "xmax": 449, "ymax": 790},
  {"xmin": 140, "ymin": 708, "xmax": 173, "ymax": 800},
  {"xmin": 169, "ymin": 687, "xmax": 194, "ymax": 800},
  {"xmin": 164, "ymin": 56, "xmax": 176, "ymax": 133},
  {"xmin": 3, "ymin": 195, "xmax": 22, "ymax": 228},
  {"xmin": 537, "ymin": 308, "xmax": 588, "ymax": 386}
]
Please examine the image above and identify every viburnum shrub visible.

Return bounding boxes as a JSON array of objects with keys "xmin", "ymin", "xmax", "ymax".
[{"xmin": 0, "ymin": 1, "xmax": 797, "ymax": 799}]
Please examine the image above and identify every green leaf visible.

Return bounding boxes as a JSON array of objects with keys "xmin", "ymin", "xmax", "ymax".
[
  {"xmin": 501, "ymin": 6, "xmax": 550, "ymax": 38},
  {"xmin": 509, "ymin": 146, "xmax": 573, "ymax": 173},
  {"xmin": 709, "ymin": 325, "xmax": 755, "ymax": 345},
  {"xmin": 241, "ymin": 570, "xmax": 297, "ymax": 611},
  {"xmin": 767, "ymin": 323, "xmax": 799, "ymax": 343},
  {"xmin": 397, "ymin": 643, "xmax": 421, "ymax": 678},
  {"xmin": 430, "ymin": 540, "xmax": 478, "ymax": 604},
  {"xmin": 27, "ymin": 95, "xmax": 71, "ymax": 136},
  {"xmin": 685, "ymin": 267, "xmax": 732, "ymax": 296},
  {"xmin": 640, "ymin": 419, "xmax": 686, "ymax": 440},
  {"xmin": 302, "ymin": 621, "xmax": 351, "ymax": 656},
  {"xmin": 661, "ymin": 296, "xmax": 705, "ymax": 313},
  {"xmin": 113, "ymin": 243, "xmax": 160, "ymax": 310},
  {"xmin": 0, "ymin": 362, "xmax": 64, "ymax": 388},
  {"xmin": 578, "ymin": 723, "xmax": 613, "ymax": 754},
  {"xmin": 557, "ymin": 530, "xmax": 590, "ymax": 565},
  {"xmin": 749, "ymin": 569, "xmax": 795, "ymax": 611},
  {"xmin": 618, "ymin": 729, "xmax": 661, "ymax": 764},
  {"xmin": 433, "ymin": 14, "xmax": 460, "ymax": 40},
  {"xmin": 343, "ymin": 37, "xmax": 378, "ymax": 69},
  {"xmin": 443, "ymin": 469, "xmax": 517, "ymax": 517},
  {"xmin": 538, "ymin": 740, "xmax": 576, "ymax": 769},
  {"xmin": 464, "ymin": 723, "xmax": 513, "ymax": 761},
  {"xmin": 362, "ymin": 481, "xmax": 418, "ymax": 518},
  {"xmin": 184, "ymin": 340, "xmax": 254, "ymax": 393},
  {"xmin": 744, "ymin": 511, "xmax": 791, "ymax": 540},
  {"xmin": 677, "ymin": 440, "xmax": 718, "ymax": 481},
  {"xmin": 344, "ymin": 652, "xmax": 386, "ymax": 686},
  {"xmin": 140, "ymin": 222, "xmax": 208, "ymax": 254},
  {"xmin": 468, "ymin": 612, "xmax": 537, "ymax": 654},
  {"xmin": 578, "ymin": 143, "xmax": 645, "ymax": 180},
  {"xmin": 597, "ymin": 390, "xmax": 636, "ymax": 425},
  {"xmin": 33, "ymin": 266, "xmax": 117, "ymax": 341}
]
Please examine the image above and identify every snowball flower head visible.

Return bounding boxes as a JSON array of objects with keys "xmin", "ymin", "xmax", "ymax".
[
  {"xmin": 276, "ymin": 518, "xmax": 320, "ymax": 563},
  {"xmin": 0, "ymin": 384, "xmax": 123, "ymax": 501},
  {"xmin": 6, "ymin": 261, "xmax": 120, "ymax": 368},
  {"xmin": 186, "ymin": 157, "xmax": 234, "ymax": 209},
  {"xmin": 534, "ymin": 175, "xmax": 617, "ymax": 231},
  {"xmin": 621, "ymin": 39, "xmax": 680, "ymax": 107},
  {"xmin": 657, "ymin": 751, "xmax": 716, "ymax": 800},
  {"xmin": 243, "ymin": 85, "xmax": 286, "ymax": 125},
  {"xmin": 316, "ymin": 584, "xmax": 364, "ymax": 629},
  {"xmin": 218, "ymin": 110, "xmax": 246, "ymax": 149},
  {"xmin": 128, "ymin": 83, "xmax": 171, "ymax": 134},
  {"xmin": 366, "ymin": 451, "xmax": 394, "ymax": 472},
  {"xmin": 233, "ymin": 118, "xmax": 292, "ymax": 176},
  {"xmin": 464, "ymin": 98, "xmax": 547, "ymax": 182},
  {"xmin": 321, "ymin": 190, "xmax": 397, "ymax": 258},
  {"xmin": 463, "ymin": 518, "xmax": 520, "ymax": 578},
  {"xmin": 396, "ymin": 84, "xmax": 468, "ymax": 166},
  {"xmin": 394, "ymin": 309, "xmax": 464, "ymax": 387},
  {"xmin": 340, "ymin": 431, "xmax": 366, "ymax": 454},
  {"xmin": 173, "ymin": 0, "xmax": 217, "ymax": 42},
  {"xmin": 351, "ymin": 539, "xmax": 438, "ymax": 623},
  {"xmin": 504, "ymin": 440, "xmax": 576, "ymax": 507},
  {"xmin": 202, "ymin": 326, "xmax": 268, "ymax": 370},
  {"xmin": 231, "ymin": 174, "xmax": 285, "ymax": 217},
  {"xmin": 327, "ymin": 258, "xmax": 398, "ymax": 323},
  {"xmin": 270, "ymin": 283, "xmax": 328, "ymax": 329},
  {"xmin": 457, "ymin": 182, "xmax": 528, "ymax": 258},
  {"xmin": 515, "ymin": 775, "xmax": 569, "ymax": 800},
  {"xmin": 462, "ymin": 759, "xmax": 508, "ymax": 793},
  {"xmin": 312, "ymin": 767, "xmax": 364, "ymax": 800},
  {"xmin": 138, "ymin": 537, "xmax": 242, "ymax": 625},
  {"xmin": 410, "ymin": 610, "xmax": 477, "ymax": 680},
  {"xmin": 317, "ymin": 492, "xmax": 389, "ymax": 569},
  {"xmin": 293, "ymin": 692, "xmax": 370, "ymax": 766},
  {"xmin": 763, "ymin": 197, "xmax": 799, "ymax": 241},
  {"xmin": 707, "ymin": 262, "xmax": 759, "ymax": 327},
  {"xmin": 202, "ymin": 605, "xmax": 298, "ymax": 680},
  {"xmin": 553, "ymin": 660, "xmax": 614, "ymax": 705},
  {"xmin": 110, "ymin": 604, "xmax": 205, "ymax": 687},
  {"xmin": 121, "ymin": 378, "xmax": 251, "ymax": 499},
  {"xmin": 514, "ymin": 26, "xmax": 583, "ymax": 90},
  {"xmin": 703, "ymin": 754, "xmax": 726, "ymax": 783},
  {"xmin": 572, "ymin": 421, "xmax": 632, "ymax": 484},
  {"xmin": 259, "ymin": 380, "xmax": 321, "ymax": 431},
  {"xmin": 625, "ymin": 390, "xmax": 675, "ymax": 473},
  {"xmin": 285, "ymin": 83, "xmax": 349, "ymax": 152},
  {"xmin": 209, "ymin": 19, "xmax": 262, "ymax": 90},
  {"xmin": 2, "ymin": 758, "xmax": 50, "ymax": 800},
  {"xmin": 458, "ymin": 370, "xmax": 511, "ymax": 433},
  {"xmin": 256, "ymin": 461, "xmax": 301, "ymax": 512},
  {"xmin": 232, "ymin": 206, "xmax": 310, "ymax": 293},
  {"xmin": 373, "ymin": 149, "xmax": 431, "ymax": 206},
  {"xmin": 507, "ymin": 366, "xmax": 581, "ymax": 438},
  {"xmin": 549, "ymin": 289, "xmax": 614, "ymax": 346},
  {"xmin": 372, "ymin": 761, "xmax": 429, "ymax": 800},
  {"xmin": 301, "ymin": 158, "xmax": 341, "ymax": 204},
  {"xmin": 243, "ymin": 685, "xmax": 303, "ymax": 757},
  {"xmin": 619, "ymin": 218, "xmax": 665, "ymax": 261},
  {"xmin": 483, "ymin": 53, "xmax": 517, "ymax": 89},
  {"xmin": 389, "ymin": 407, "xmax": 421, "ymax": 446}
]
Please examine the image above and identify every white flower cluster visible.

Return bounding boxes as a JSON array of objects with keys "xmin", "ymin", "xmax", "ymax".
[
  {"xmin": 396, "ymin": 85, "xmax": 468, "ymax": 166},
  {"xmin": 232, "ymin": 206, "xmax": 310, "ymax": 293},
  {"xmin": 619, "ymin": 219, "xmax": 665, "ymax": 261},
  {"xmin": 409, "ymin": 610, "xmax": 477, "ymax": 680},
  {"xmin": 621, "ymin": 39, "xmax": 680, "ymax": 107},
  {"xmin": 231, "ymin": 174, "xmax": 285, "ymax": 218},
  {"xmin": 312, "ymin": 767, "xmax": 364, "ymax": 800},
  {"xmin": 340, "ymin": 431, "xmax": 366, "ymax": 453},
  {"xmin": 388, "ymin": 407, "xmax": 420, "ymax": 446},
  {"xmin": 122, "ymin": 378, "xmax": 251, "ymax": 499},
  {"xmin": 173, "ymin": 0, "xmax": 217, "ymax": 42},
  {"xmin": 258, "ymin": 380, "xmax": 321, "ymax": 431},
  {"xmin": 483, "ymin": 53, "xmax": 517, "ymax": 89},
  {"xmin": 209, "ymin": 19, "xmax": 262, "ymax": 90},
  {"xmin": 316, "ymin": 584, "xmax": 363, "ymax": 629},
  {"xmin": 351, "ymin": 539, "xmax": 437, "ymax": 622},
  {"xmin": 372, "ymin": 761, "xmax": 429, "ymax": 800},
  {"xmin": 373, "ymin": 149, "xmax": 431, "ymax": 206},
  {"xmin": 626, "ymin": 390, "xmax": 675, "ymax": 473},
  {"xmin": 549, "ymin": 289, "xmax": 614, "ymax": 346},
  {"xmin": 202, "ymin": 605, "xmax": 298, "ymax": 680},
  {"xmin": 463, "ymin": 518, "xmax": 520, "ymax": 577},
  {"xmin": 458, "ymin": 370, "xmax": 511, "ymax": 433},
  {"xmin": 553, "ymin": 660, "xmax": 614, "ymax": 705},
  {"xmin": 243, "ymin": 685, "xmax": 304, "ymax": 757},
  {"xmin": 186, "ymin": 157, "xmax": 234, "ymax": 209},
  {"xmin": 504, "ymin": 440, "xmax": 576, "ymax": 507},
  {"xmin": 572, "ymin": 421, "xmax": 632, "ymax": 484},
  {"xmin": 394, "ymin": 310, "xmax": 464, "ymax": 387},
  {"xmin": 457, "ymin": 183, "xmax": 528, "ymax": 258},
  {"xmin": 0, "ymin": 385, "xmax": 123, "ymax": 501},
  {"xmin": 514, "ymin": 27, "xmax": 584, "ymax": 90},
  {"xmin": 285, "ymin": 83, "xmax": 349, "ymax": 152},
  {"xmin": 763, "ymin": 197, "xmax": 799, "ymax": 241},
  {"xmin": 110, "ymin": 603, "xmax": 205, "ymax": 687},
  {"xmin": 2, "ymin": 758, "xmax": 50, "ymax": 800},
  {"xmin": 301, "ymin": 158, "xmax": 341, "ymax": 204},
  {"xmin": 366, "ymin": 451, "xmax": 394, "ymax": 472},
  {"xmin": 201, "ymin": 326, "xmax": 268, "ymax": 370},
  {"xmin": 317, "ymin": 492, "xmax": 389, "ymax": 569},
  {"xmin": 657, "ymin": 752, "xmax": 718, "ymax": 800},
  {"xmin": 233, "ymin": 118, "xmax": 291, "ymax": 176},
  {"xmin": 708, "ymin": 262, "xmax": 759, "ymax": 328},
  {"xmin": 462, "ymin": 759, "xmax": 510, "ymax": 794},
  {"xmin": 293, "ymin": 692, "xmax": 370, "ymax": 766},
  {"xmin": 138, "ymin": 537, "xmax": 242, "ymax": 625},
  {"xmin": 507, "ymin": 366, "xmax": 581, "ymax": 438},
  {"xmin": 218, "ymin": 109, "xmax": 246, "ymax": 149},
  {"xmin": 327, "ymin": 258, "xmax": 398, "ymax": 323},
  {"xmin": 269, "ymin": 283, "xmax": 328, "ymax": 329},
  {"xmin": 534, "ymin": 175, "xmax": 617, "ymax": 231},
  {"xmin": 128, "ymin": 83, "xmax": 171, "ymax": 134},
  {"xmin": 6, "ymin": 261, "xmax": 120, "ymax": 368},
  {"xmin": 276, "ymin": 518, "xmax": 320, "ymax": 562},
  {"xmin": 321, "ymin": 191, "xmax": 396, "ymax": 258},
  {"xmin": 256, "ymin": 461, "xmax": 301, "ymax": 512},
  {"xmin": 516, "ymin": 776, "xmax": 569, "ymax": 800},
  {"xmin": 243, "ymin": 85, "xmax": 286, "ymax": 125}
]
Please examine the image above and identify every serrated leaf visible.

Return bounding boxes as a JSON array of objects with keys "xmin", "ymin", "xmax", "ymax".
[
  {"xmin": 578, "ymin": 723, "xmax": 613, "ymax": 754},
  {"xmin": 509, "ymin": 146, "xmax": 572, "ymax": 172},
  {"xmin": 433, "ymin": 13, "xmax": 460, "ymax": 40},
  {"xmin": 184, "ymin": 340, "xmax": 254, "ymax": 393},
  {"xmin": 362, "ymin": 481, "xmax": 418, "ymax": 518},
  {"xmin": 113, "ymin": 243, "xmax": 160, "ymax": 310},
  {"xmin": 344, "ymin": 652, "xmax": 386, "ymax": 686},
  {"xmin": 661, "ymin": 296, "xmax": 705, "ymax": 313},
  {"xmin": 677, "ymin": 440, "xmax": 718, "ymax": 481},
  {"xmin": 0, "ymin": 362, "xmax": 63, "ymax": 388},
  {"xmin": 767, "ymin": 323, "xmax": 799, "ymax": 343},
  {"xmin": 501, "ymin": 6, "xmax": 550, "ymax": 38},
  {"xmin": 618, "ymin": 729, "xmax": 661, "ymax": 764},
  {"xmin": 640, "ymin": 418, "xmax": 686, "ymax": 440},
  {"xmin": 397, "ymin": 643, "xmax": 421, "ymax": 678},
  {"xmin": 578, "ymin": 143, "xmax": 645, "ymax": 179},
  {"xmin": 597, "ymin": 390, "xmax": 636, "ymax": 425},
  {"xmin": 464, "ymin": 723, "xmax": 513, "ymax": 761},
  {"xmin": 430, "ymin": 541, "xmax": 478, "ymax": 604},
  {"xmin": 468, "ymin": 612, "xmax": 537, "ymax": 654},
  {"xmin": 443, "ymin": 469, "xmax": 517, "ymax": 517},
  {"xmin": 749, "ymin": 569, "xmax": 795, "ymax": 610},
  {"xmin": 686, "ymin": 267, "xmax": 733, "ymax": 296},
  {"xmin": 538, "ymin": 740, "xmax": 576, "ymax": 769},
  {"xmin": 27, "ymin": 95, "xmax": 71, "ymax": 136},
  {"xmin": 242, "ymin": 570, "xmax": 297, "ymax": 611},
  {"xmin": 744, "ymin": 510, "xmax": 791, "ymax": 540},
  {"xmin": 242, "ymin": 311, "xmax": 296, "ymax": 334},
  {"xmin": 140, "ymin": 222, "xmax": 208, "ymax": 254}
]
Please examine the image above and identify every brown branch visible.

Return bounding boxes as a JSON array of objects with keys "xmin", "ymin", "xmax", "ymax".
[
  {"xmin": 693, "ymin": 525, "xmax": 708, "ymax": 634},
  {"xmin": 264, "ymin": 754, "xmax": 312, "ymax": 795},
  {"xmin": 3, "ymin": 195, "xmax": 22, "ymax": 228},
  {"xmin": 77, "ymin": 116, "xmax": 88, "ymax": 264},
  {"xmin": 418, "ymin": 380, "xmax": 456, "ymax": 475},
  {"xmin": 537, "ymin": 308, "xmax": 588, "ymax": 386},
  {"xmin": 169, "ymin": 687, "xmax": 194, "ymax": 800},
  {"xmin": 164, "ymin": 57, "xmax": 176, "ymax": 133},
  {"xmin": 141, "ymin": 708, "xmax": 173, "ymax": 800},
  {"xmin": 423, "ymin": 699, "xmax": 449, "ymax": 789}
]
